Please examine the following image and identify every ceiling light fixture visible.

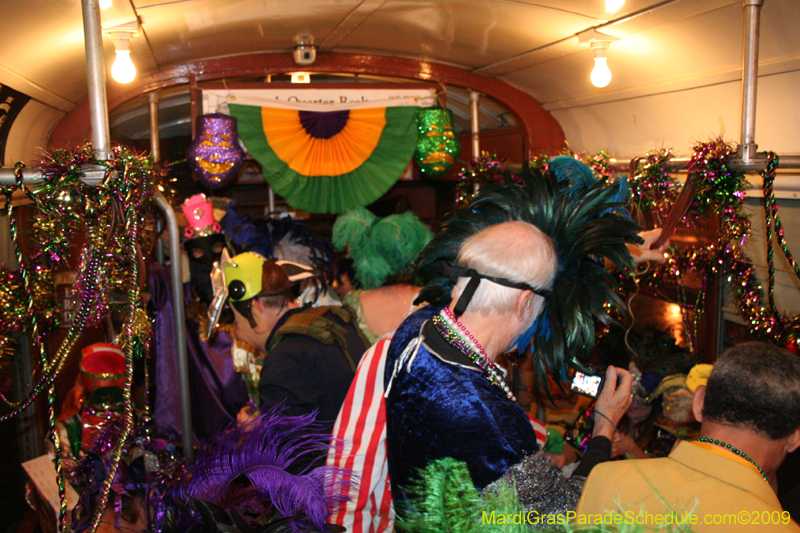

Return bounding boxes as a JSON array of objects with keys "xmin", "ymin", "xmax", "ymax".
[
  {"xmin": 578, "ymin": 29, "xmax": 619, "ymax": 88},
  {"xmin": 105, "ymin": 22, "xmax": 139, "ymax": 84},
  {"xmin": 605, "ymin": 0, "xmax": 625, "ymax": 14},
  {"xmin": 291, "ymin": 72, "xmax": 311, "ymax": 84},
  {"xmin": 590, "ymin": 42, "xmax": 612, "ymax": 88}
]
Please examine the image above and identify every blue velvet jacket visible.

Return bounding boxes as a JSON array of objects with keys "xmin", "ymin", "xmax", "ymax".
[{"xmin": 384, "ymin": 305, "xmax": 540, "ymax": 514}]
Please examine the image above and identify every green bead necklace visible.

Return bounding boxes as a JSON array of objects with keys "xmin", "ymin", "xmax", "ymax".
[{"xmin": 696, "ymin": 437, "xmax": 768, "ymax": 482}]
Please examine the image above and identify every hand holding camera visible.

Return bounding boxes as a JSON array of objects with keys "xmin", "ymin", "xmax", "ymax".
[{"xmin": 589, "ymin": 365, "xmax": 634, "ymax": 441}]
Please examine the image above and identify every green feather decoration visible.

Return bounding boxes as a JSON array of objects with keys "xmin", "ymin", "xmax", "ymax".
[
  {"xmin": 371, "ymin": 212, "xmax": 434, "ymax": 275},
  {"xmin": 333, "ymin": 208, "xmax": 433, "ymax": 289},
  {"xmin": 397, "ymin": 457, "xmax": 528, "ymax": 533},
  {"xmin": 331, "ymin": 207, "xmax": 376, "ymax": 253},
  {"xmin": 399, "ymin": 457, "xmax": 701, "ymax": 533},
  {"xmin": 414, "ymin": 165, "xmax": 642, "ymax": 392}
]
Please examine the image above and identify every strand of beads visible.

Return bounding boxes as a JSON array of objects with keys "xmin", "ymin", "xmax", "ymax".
[
  {"xmin": 432, "ymin": 308, "xmax": 516, "ymax": 402},
  {"xmin": 696, "ymin": 437, "xmax": 768, "ymax": 481}
]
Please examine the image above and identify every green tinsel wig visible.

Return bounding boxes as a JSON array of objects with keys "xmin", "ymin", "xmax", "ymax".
[
  {"xmin": 332, "ymin": 207, "xmax": 433, "ymax": 290},
  {"xmin": 414, "ymin": 164, "xmax": 642, "ymax": 386}
]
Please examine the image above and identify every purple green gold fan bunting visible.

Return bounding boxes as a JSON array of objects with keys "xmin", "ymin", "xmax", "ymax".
[{"xmin": 228, "ymin": 103, "xmax": 419, "ymax": 213}]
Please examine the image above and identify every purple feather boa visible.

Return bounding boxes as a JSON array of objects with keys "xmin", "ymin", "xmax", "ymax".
[{"xmin": 177, "ymin": 405, "xmax": 354, "ymax": 532}]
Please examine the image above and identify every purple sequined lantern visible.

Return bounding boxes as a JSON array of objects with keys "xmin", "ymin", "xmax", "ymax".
[{"xmin": 186, "ymin": 113, "xmax": 246, "ymax": 189}]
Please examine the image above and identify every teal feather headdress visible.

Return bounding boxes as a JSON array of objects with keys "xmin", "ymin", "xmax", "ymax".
[
  {"xmin": 332, "ymin": 207, "xmax": 433, "ymax": 290},
  {"xmin": 414, "ymin": 164, "xmax": 642, "ymax": 387}
]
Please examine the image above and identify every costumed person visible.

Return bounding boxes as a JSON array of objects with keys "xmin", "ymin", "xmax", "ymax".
[
  {"xmin": 207, "ymin": 251, "xmax": 368, "ymax": 438},
  {"xmin": 614, "ymin": 328, "xmax": 694, "ymax": 459},
  {"xmin": 568, "ymin": 324, "xmax": 695, "ymax": 460},
  {"xmin": 331, "ymin": 206, "xmax": 433, "ymax": 345},
  {"xmin": 149, "ymin": 193, "xmax": 248, "ymax": 442},
  {"xmin": 158, "ymin": 406, "xmax": 353, "ymax": 533},
  {"xmin": 56, "ymin": 343, "xmax": 128, "ymax": 462},
  {"xmin": 323, "ymin": 208, "xmax": 434, "ymax": 533},
  {"xmin": 327, "ymin": 333, "xmax": 550, "ymax": 533},
  {"xmin": 327, "ymin": 337, "xmax": 396, "ymax": 533},
  {"xmin": 384, "ymin": 163, "xmax": 642, "ymax": 522},
  {"xmin": 333, "ymin": 257, "xmax": 357, "ymax": 301},
  {"xmin": 323, "ymin": 205, "xmax": 438, "ymax": 533},
  {"xmin": 576, "ymin": 342, "xmax": 800, "ymax": 532},
  {"xmin": 222, "ymin": 204, "xmax": 338, "ymax": 307}
]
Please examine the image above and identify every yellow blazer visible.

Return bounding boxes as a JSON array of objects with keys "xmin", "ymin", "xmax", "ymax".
[{"xmin": 575, "ymin": 440, "xmax": 800, "ymax": 532}]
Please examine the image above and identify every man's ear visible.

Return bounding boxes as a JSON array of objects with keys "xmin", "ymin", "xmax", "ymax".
[
  {"xmin": 249, "ymin": 298, "xmax": 267, "ymax": 332},
  {"xmin": 515, "ymin": 290, "xmax": 534, "ymax": 323},
  {"xmin": 786, "ymin": 428, "xmax": 800, "ymax": 454},
  {"xmin": 692, "ymin": 385, "xmax": 706, "ymax": 423}
]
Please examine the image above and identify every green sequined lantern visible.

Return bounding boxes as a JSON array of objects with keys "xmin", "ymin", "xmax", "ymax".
[{"xmin": 414, "ymin": 106, "xmax": 461, "ymax": 178}]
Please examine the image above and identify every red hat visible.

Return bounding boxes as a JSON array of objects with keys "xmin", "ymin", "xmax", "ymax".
[{"xmin": 79, "ymin": 343, "xmax": 126, "ymax": 394}]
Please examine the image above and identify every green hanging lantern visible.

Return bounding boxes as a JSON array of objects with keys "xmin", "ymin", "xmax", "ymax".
[{"xmin": 414, "ymin": 106, "xmax": 461, "ymax": 178}]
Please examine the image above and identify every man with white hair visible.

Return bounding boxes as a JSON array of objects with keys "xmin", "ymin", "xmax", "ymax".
[
  {"xmin": 384, "ymin": 219, "xmax": 634, "ymax": 518},
  {"xmin": 327, "ymin": 159, "xmax": 668, "ymax": 527}
]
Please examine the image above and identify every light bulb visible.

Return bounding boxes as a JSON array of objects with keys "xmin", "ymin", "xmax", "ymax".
[
  {"xmin": 606, "ymin": 0, "xmax": 625, "ymax": 13},
  {"xmin": 99, "ymin": 0, "xmax": 113, "ymax": 9},
  {"xmin": 112, "ymin": 49, "xmax": 136, "ymax": 84},
  {"xmin": 591, "ymin": 57, "xmax": 612, "ymax": 88}
]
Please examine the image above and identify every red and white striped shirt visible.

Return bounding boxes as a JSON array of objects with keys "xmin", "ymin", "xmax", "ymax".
[{"xmin": 328, "ymin": 338, "xmax": 394, "ymax": 533}]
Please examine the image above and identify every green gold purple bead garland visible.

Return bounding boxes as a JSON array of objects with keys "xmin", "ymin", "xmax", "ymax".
[
  {"xmin": 764, "ymin": 153, "xmax": 779, "ymax": 315},
  {"xmin": 454, "ymin": 153, "xmax": 516, "ymax": 206},
  {"xmin": 464, "ymin": 140, "xmax": 800, "ymax": 358},
  {"xmin": 623, "ymin": 139, "xmax": 751, "ymax": 359},
  {"xmin": 696, "ymin": 437, "xmax": 767, "ymax": 481},
  {"xmin": 0, "ymin": 145, "xmax": 172, "ymax": 373},
  {"xmin": 761, "ymin": 152, "xmax": 800, "ymax": 315},
  {"xmin": 432, "ymin": 308, "xmax": 517, "ymax": 402},
  {"xmin": 88, "ymin": 208, "xmax": 147, "ymax": 533},
  {"xmin": 0, "ymin": 145, "xmax": 166, "ymax": 533},
  {"xmin": 4, "ymin": 164, "xmax": 68, "ymax": 528},
  {"xmin": 629, "ymin": 148, "xmax": 681, "ymax": 226}
]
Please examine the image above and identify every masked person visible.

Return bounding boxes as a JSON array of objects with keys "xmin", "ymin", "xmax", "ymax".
[
  {"xmin": 210, "ymin": 251, "xmax": 368, "ymax": 428},
  {"xmin": 149, "ymin": 193, "xmax": 248, "ymax": 442},
  {"xmin": 182, "ymin": 193, "xmax": 228, "ymax": 307}
]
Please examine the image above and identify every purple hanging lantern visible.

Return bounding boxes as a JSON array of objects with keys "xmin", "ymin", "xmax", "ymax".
[{"xmin": 186, "ymin": 113, "xmax": 246, "ymax": 189}]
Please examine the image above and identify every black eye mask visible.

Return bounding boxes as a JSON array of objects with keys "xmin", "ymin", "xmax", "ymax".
[
  {"xmin": 185, "ymin": 235, "xmax": 227, "ymax": 304},
  {"xmin": 184, "ymin": 234, "xmax": 227, "ymax": 267}
]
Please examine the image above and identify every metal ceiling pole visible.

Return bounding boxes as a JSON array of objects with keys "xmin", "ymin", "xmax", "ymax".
[
  {"xmin": 81, "ymin": 0, "xmax": 112, "ymax": 161},
  {"xmin": 469, "ymin": 91, "xmax": 481, "ymax": 193},
  {"xmin": 144, "ymin": 90, "xmax": 193, "ymax": 459},
  {"xmin": 148, "ymin": 92, "xmax": 192, "ymax": 457},
  {"xmin": 469, "ymin": 91, "xmax": 481, "ymax": 159},
  {"xmin": 149, "ymin": 92, "xmax": 161, "ymax": 163},
  {"xmin": 150, "ymin": 93, "xmax": 167, "ymax": 266},
  {"xmin": 84, "ymin": 1, "xmax": 194, "ymax": 458},
  {"xmin": 738, "ymin": 0, "xmax": 764, "ymax": 166}
]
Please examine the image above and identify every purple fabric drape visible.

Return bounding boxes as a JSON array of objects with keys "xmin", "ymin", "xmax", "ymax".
[{"xmin": 148, "ymin": 263, "xmax": 248, "ymax": 442}]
